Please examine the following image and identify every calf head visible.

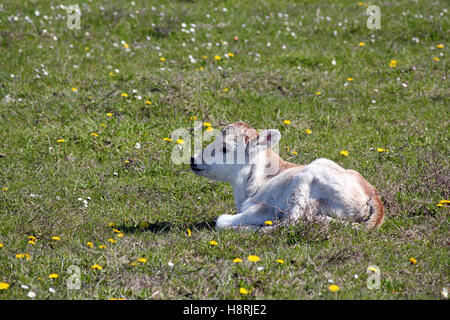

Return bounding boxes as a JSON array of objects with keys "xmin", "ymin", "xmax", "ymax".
[{"xmin": 190, "ymin": 122, "xmax": 281, "ymax": 183}]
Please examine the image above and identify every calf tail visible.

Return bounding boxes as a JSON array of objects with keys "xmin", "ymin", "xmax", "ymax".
[{"xmin": 366, "ymin": 193, "xmax": 385, "ymax": 229}]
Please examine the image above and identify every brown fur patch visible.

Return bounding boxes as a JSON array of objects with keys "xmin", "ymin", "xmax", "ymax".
[
  {"xmin": 348, "ymin": 170, "xmax": 384, "ymax": 229},
  {"xmin": 370, "ymin": 191, "xmax": 385, "ymax": 229},
  {"xmin": 264, "ymin": 149, "xmax": 305, "ymax": 179},
  {"xmin": 222, "ymin": 122, "xmax": 259, "ymax": 144}
]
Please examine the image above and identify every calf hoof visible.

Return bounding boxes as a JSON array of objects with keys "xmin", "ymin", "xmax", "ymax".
[{"xmin": 215, "ymin": 214, "xmax": 234, "ymax": 230}]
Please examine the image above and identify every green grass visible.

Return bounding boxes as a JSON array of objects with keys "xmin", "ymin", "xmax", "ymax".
[{"xmin": 0, "ymin": 0, "xmax": 448, "ymax": 299}]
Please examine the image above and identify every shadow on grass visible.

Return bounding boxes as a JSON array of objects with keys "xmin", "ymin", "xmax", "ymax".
[{"xmin": 117, "ymin": 219, "xmax": 216, "ymax": 234}]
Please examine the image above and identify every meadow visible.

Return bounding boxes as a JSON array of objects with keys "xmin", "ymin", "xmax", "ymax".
[{"xmin": 0, "ymin": 0, "xmax": 448, "ymax": 299}]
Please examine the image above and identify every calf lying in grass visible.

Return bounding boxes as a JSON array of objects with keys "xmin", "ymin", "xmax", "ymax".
[{"xmin": 190, "ymin": 122, "xmax": 384, "ymax": 230}]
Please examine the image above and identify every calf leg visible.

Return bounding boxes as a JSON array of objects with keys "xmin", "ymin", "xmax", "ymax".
[{"xmin": 215, "ymin": 203, "xmax": 274, "ymax": 230}]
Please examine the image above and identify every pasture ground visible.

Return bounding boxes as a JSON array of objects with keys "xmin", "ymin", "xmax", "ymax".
[{"xmin": 0, "ymin": 0, "xmax": 448, "ymax": 299}]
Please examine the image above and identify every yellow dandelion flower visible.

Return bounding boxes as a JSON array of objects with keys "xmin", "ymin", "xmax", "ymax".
[
  {"xmin": 228, "ymin": 53, "xmax": 234, "ymax": 57},
  {"xmin": 0, "ymin": 243, "xmax": 4, "ymax": 248},
  {"xmin": 107, "ymin": 238, "xmax": 116, "ymax": 243},
  {"xmin": 340, "ymin": 150, "xmax": 349, "ymax": 156},
  {"xmin": 264, "ymin": 220, "xmax": 273, "ymax": 226},
  {"xmin": 71, "ymin": 88, "xmax": 78, "ymax": 92},
  {"xmin": 209, "ymin": 240, "xmax": 218, "ymax": 246},
  {"xmin": 49, "ymin": 273, "xmax": 59, "ymax": 279},
  {"xmin": 410, "ymin": 257, "xmax": 417, "ymax": 265},
  {"xmin": 112, "ymin": 228, "xmax": 121, "ymax": 233},
  {"xmin": 129, "ymin": 262, "xmax": 138, "ymax": 266},
  {"xmin": 99, "ymin": 245, "xmax": 106, "ymax": 249},
  {"xmin": 121, "ymin": 93, "xmax": 128, "ymax": 97},
  {"xmin": 144, "ymin": 100, "xmax": 152, "ymax": 105},
  {"xmin": 0, "ymin": 282, "xmax": 10, "ymax": 290},
  {"xmin": 367, "ymin": 266, "xmax": 378, "ymax": 272},
  {"xmin": 190, "ymin": 115, "xmax": 198, "ymax": 121},
  {"xmin": 16, "ymin": 253, "xmax": 30, "ymax": 260},
  {"xmin": 315, "ymin": 91, "xmax": 322, "ymax": 96},
  {"xmin": 86, "ymin": 242, "xmax": 94, "ymax": 248},
  {"xmin": 276, "ymin": 259, "xmax": 285, "ymax": 264},
  {"xmin": 140, "ymin": 221, "xmax": 150, "ymax": 228},
  {"xmin": 187, "ymin": 228, "xmax": 192, "ymax": 237},
  {"xmin": 232, "ymin": 258, "xmax": 243, "ymax": 263},
  {"xmin": 358, "ymin": 2, "xmax": 363, "ymax": 6},
  {"xmin": 91, "ymin": 264, "xmax": 103, "ymax": 271},
  {"xmin": 239, "ymin": 288, "xmax": 249, "ymax": 295},
  {"xmin": 347, "ymin": 77, "xmax": 354, "ymax": 82},
  {"xmin": 100, "ymin": 123, "xmax": 107, "ymax": 128},
  {"xmin": 90, "ymin": 132, "xmax": 99, "ymax": 137},
  {"xmin": 329, "ymin": 284, "xmax": 340, "ymax": 292},
  {"xmin": 175, "ymin": 138, "xmax": 185, "ymax": 144},
  {"xmin": 108, "ymin": 222, "xmax": 116, "ymax": 227},
  {"xmin": 109, "ymin": 72, "xmax": 115, "ymax": 77},
  {"xmin": 137, "ymin": 258, "xmax": 147, "ymax": 263},
  {"xmin": 28, "ymin": 240, "xmax": 36, "ymax": 245},
  {"xmin": 305, "ymin": 129, "xmax": 312, "ymax": 135},
  {"xmin": 214, "ymin": 55, "xmax": 221, "ymax": 61},
  {"xmin": 163, "ymin": 137, "xmax": 172, "ymax": 142},
  {"xmin": 389, "ymin": 60, "xmax": 397, "ymax": 68},
  {"xmin": 377, "ymin": 148, "xmax": 388, "ymax": 153},
  {"xmin": 122, "ymin": 43, "xmax": 129, "ymax": 49},
  {"xmin": 203, "ymin": 122, "xmax": 212, "ymax": 127},
  {"xmin": 438, "ymin": 200, "xmax": 449, "ymax": 207},
  {"xmin": 433, "ymin": 57, "xmax": 440, "ymax": 62},
  {"xmin": 28, "ymin": 235, "xmax": 36, "ymax": 241},
  {"xmin": 160, "ymin": 57, "xmax": 165, "ymax": 62},
  {"xmin": 116, "ymin": 233, "xmax": 124, "ymax": 238},
  {"xmin": 203, "ymin": 55, "xmax": 208, "ymax": 59},
  {"xmin": 291, "ymin": 151, "xmax": 298, "ymax": 155},
  {"xmin": 106, "ymin": 112, "xmax": 113, "ymax": 117},
  {"xmin": 222, "ymin": 88, "xmax": 229, "ymax": 92},
  {"xmin": 437, "ymin": 44, "xmax": 444, "ymax": 49},
  {"xmin": 199, "ymin": 67, "xmax": 204, "ymax": 71},
  {"xmin": 283, "ymin": 120, "xmax": 291, "ymax": 125},
  {"xmin": 56, "ymin": 139, "xmax": 65, "ymax": 143},
  {"xmin": 247, "ymin": 255, "xmax": 260, "ymax": 262},
  {"xmin": 206, "ymin": 126, "xmax": 213, "ymax": 132},
  {"xmin": 358, "ymin": 42, "xmax": 366, "ymax": 47}
]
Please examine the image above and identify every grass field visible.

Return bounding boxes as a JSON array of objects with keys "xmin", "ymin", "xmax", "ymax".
[{"xmin": 0, "ymin": 0, "xmax": 448, "ymax": 300}]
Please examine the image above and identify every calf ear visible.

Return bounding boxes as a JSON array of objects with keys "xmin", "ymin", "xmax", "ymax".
[{"xmin": 257, "ymin": 129, "xmax": 281, "ymax": 148}]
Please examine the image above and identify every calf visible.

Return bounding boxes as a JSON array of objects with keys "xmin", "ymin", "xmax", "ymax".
[{"xmin": 190, "ymin": 122, "xmax": 384, "ymax": 230}]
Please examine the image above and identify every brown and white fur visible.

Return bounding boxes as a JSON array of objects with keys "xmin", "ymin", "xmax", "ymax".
[{"xmin": 190, "ymin": 122, "xmax": 384, "ymax": 230}]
